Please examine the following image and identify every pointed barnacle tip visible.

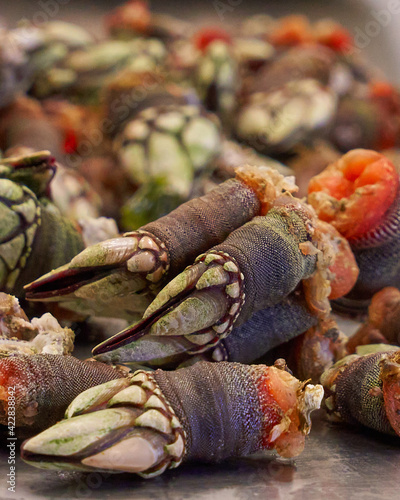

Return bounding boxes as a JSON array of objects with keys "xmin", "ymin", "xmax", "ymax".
[{"xmin": 297, "ymin": 383, "xmax": 324, "ymax": 435}]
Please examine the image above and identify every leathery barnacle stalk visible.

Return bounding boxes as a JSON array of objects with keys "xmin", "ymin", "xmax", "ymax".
[
  {"xmin": 321, "ymin": 349, "xmax": 400, "ymax": 437},
  {"xmin": 0, "ymin": 354, "xmax": 130, "ymax": 430},
  {"xmin": 24, "ymin": 165, "xmax": 296, "ymax": 320},
  {"xmin": 92, "ymin": 195, "xmax": 334, "ymax": 366},
  {"xmin": 21, "ymin": 361, "xmax": 324, "ymax": 476},
  {"xmin": 308, "ymin": 149, "xmax": 400, "ymax": 309}
]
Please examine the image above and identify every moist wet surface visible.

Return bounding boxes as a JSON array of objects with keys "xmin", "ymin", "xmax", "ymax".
[{"xmin": 1, "ymin": 410, "xmax": 400, "ymax": 500}]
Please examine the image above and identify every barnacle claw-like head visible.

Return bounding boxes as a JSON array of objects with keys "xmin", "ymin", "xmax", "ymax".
[
  {"xmin": 25, "ymin": 230, "xmax": 170, "ymax": 320},
  {"xmin": 0, "ymin": 150, "xmax": 56, "ymax": 198},
  {"xmin": 21, "ymin": 370, "xmax": 186, "ymax": 476},
  {"xmin": 93, "ymin": 250, "xmax": 245, "ymax": 364}
]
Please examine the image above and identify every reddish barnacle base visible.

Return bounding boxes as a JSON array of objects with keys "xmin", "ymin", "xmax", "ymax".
[
  {"xmin": 313, "ymin": 20, "xmax": 353, "ymax": 53},
  {"xmin": 316, "ymin": 221, "xmax": 359, "ymax": 300},
  {"xmin": 256, "ymin": 364, "xmax": 313, "ymax": 457},
  {"xmin": 381, "ymin": 351, "xmax": 400, "ymax": 436},
  {"xmin": 308, "ymin": 149, "xmax": 399, "ymax": 240}
]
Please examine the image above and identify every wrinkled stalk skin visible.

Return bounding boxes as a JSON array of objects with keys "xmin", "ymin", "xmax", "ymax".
[
  {"xmin": 219, "ymin": 295, "xmax": 318, "ymax": 364},
  {"xmin": 142, "ymin": 178, "xmax": 260, "ymax": 279},
  {"xmin": 345, "ymin": 192, "xmax": 400, "ymax": 300},
  {"xmin": 346, "ymin": 193, "xmax": 400, "ymax": 299},
  {"xmin": 154, "ymin": 362, "xmax": 275, "ymax": 461},
  {"xmin": 350, "ymin": 241, "xmax": 400, "ymax": 300},
  {"xmin": 212, "ymin": 207, "xmax": 317, "ymax": 326},
  {"xmin": 0, "ymin": 354, "xmax": 128, "ymax": 430},
  {"xmin": 322, "ymin": 352, "xmax": 394, "ymax": 434},
  {"xmin": 12, "ymin": 203, "xmax": 85, "ymax": 296}
]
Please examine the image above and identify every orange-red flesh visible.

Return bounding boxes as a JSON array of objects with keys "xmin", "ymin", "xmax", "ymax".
[
  {"xmin": 381, "ymin": 352, "xmax": 400, "ymax": 436},
  {"xmin": 317, "ymin": 221, "xmax": 359, "ymax": 299},
  {"xmin": 308, "ymin": 149, "xmax": 399, "ymax": 239},
  {"xmin": 255, "ymin": 366, "xmax": 306, "ymax": 457}
]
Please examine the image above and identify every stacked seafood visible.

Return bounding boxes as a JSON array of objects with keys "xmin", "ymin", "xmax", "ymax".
[{"xmin": 1, "ymin": 0, "xmax": 400, "ymax": 479}]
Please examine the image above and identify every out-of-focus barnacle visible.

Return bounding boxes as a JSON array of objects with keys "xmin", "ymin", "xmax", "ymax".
[
  {"xmin": 32, "ymin": 38, "xmax": 167, "ymax": 104},
  {"xmin": 232, "ymin": 37, "xmax": 275, "ymax": 75},
  {"xmin": 106, "ymin": 0, "xmax": 191, "ymax": 43},
  {"xmin": 1, "ymin": 20, "xmax": 93, "ymax": 109},
  {"xmin": 0, "ymin": 26, "xmax": 31, "ymax": 109},
  {"xmin": 268, "ymin": 15, "xmax": 314, "ymax": 48},
  {"xmin": 106, "ymin": 0, "xmax": 152, "ymax": 39},
  {"xmin": 236, "ymin": 79, "xmax": 337, "ymax": 155},
  {"xmin": 346, "ymin": 288, "xmax": 400, "ymax": 354},
  {"xmin": 194, "ymin": 40, "xmax": 239, "ymax": 127},
  {"xmin": 0, "ymin": 293, "xmax": 74, "ymax": 357},
  {"xmin": 120, "ymin": 177, "xmax": 187, "ymax": 230},
  {"xmin": 213, "ymin": 139, "xmax": 293, "ymax": 182},
  {"xmin": 114, "ymin": 104, "xmax": 222, "ymax": 200},
  {"xmin": 287, "ymin": 141, "xmax": 341, "ymax": 198},
  {"xmin": 0, "ymin": 151, "xmax": 84, "ymax": 296},
  {"xmin": 237, "ymin": 14, "xmax": 276, "ymax": 38},
  {"xmin": 0, "ymin": 96, "xmax": 64, "ymax": 157},
  {"xmin": 103, "ymin": 70, "xmax": 197, "ymax": 136},
  {"xmin": 285, "ymin": 317, "xmax": 348, "ymax": 384},
  {"xmin": 243, "ymin": 45, "xmax": 337, "ymax": 96},
  {"xmin": 329, "ymin": 83, "xmax": 400, "ymax": 153},
  {"xmin": 5, "ymin": 145, "xmax": 103, "ymax": 221}
]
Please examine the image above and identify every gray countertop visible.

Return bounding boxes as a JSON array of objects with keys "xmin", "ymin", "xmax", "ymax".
[{"xmin": 1, "ymin": 411, "xmax": 400, "ymax": 500}]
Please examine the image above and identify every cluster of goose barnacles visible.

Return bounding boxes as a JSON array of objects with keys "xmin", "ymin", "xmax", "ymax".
[{"xmin": 1, "ymin": 0, "xmax": 400, "ymax": 480}]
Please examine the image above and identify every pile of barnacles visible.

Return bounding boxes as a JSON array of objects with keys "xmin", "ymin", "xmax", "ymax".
[{"xmin": 1, "ymin": 0, "xmax": 400, "ymax": 478}]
